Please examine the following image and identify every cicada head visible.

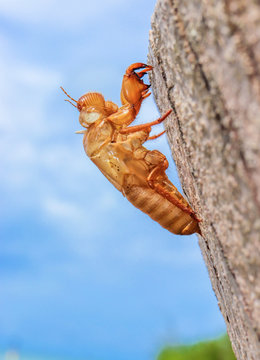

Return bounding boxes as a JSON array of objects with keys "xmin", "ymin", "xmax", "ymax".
[
  {"xmin": 77, "ymin": 92, "xmax": 106, "ymax": 128},
  {"xmin": 120, "ymin": 63, "xmax": 152, "ymax": 115},
  {"xmin": 60, "ymin": 87, "xmax": 107, "ymax": 128}
]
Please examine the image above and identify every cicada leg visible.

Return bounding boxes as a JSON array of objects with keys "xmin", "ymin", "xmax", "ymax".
[
  {"xmin": 146, "ymin": 152, "xmax": 201, "ymax": 222},
  {"xmin": 147, "ymin": 130, "xmax": 166, "ymax": 140},
  {"xmin": 119, "ymin": 110, "xmax": 172, "ymax": 135}
]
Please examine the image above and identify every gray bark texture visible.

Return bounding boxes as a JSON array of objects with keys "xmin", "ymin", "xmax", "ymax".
[{"xmin": 148, "ymin": 1, "xmax": 260, "ymax": 359}]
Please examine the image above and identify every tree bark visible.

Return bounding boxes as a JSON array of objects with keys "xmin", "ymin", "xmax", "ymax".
[{"xmin": 148, "ymin": 1, "xmax": 260, "ymax": 359}]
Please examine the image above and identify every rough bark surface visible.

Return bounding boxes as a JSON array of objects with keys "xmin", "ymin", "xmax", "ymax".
[{"xmin": 148, "ymin": 1, "xmax": 260, "ymax": 359}]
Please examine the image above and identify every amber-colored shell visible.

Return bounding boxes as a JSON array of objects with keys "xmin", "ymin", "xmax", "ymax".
[
  {"xmin": 77, "ymin": 92, "xmax": 106, "ymax": 113},
  {"xmin": 64, "ymin": 62, "xmax": 201, "ymax": 236}
]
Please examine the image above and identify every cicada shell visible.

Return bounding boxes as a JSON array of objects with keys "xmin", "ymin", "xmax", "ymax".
[{"xmin": 61, "ymin": 63, "xmax": 201, "ymax": 235}]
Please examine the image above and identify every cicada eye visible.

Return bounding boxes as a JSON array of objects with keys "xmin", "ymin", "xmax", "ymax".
[{"xmin": 79, "ymin": 109, "xmax": 101, "ymax": 127}]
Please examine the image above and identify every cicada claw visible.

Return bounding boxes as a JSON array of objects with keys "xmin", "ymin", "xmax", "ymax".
[
  {"xmin": 121, "ymin": 63, "xmax": 153, "ymax": 115},
  {"xmin": 125, "ymin": 63, "xmax": 153, "ymax": 76}
]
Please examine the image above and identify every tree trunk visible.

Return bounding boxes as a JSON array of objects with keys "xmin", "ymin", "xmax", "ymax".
[{"xmin": 148, "ymin": 1, "xmax": 260, "ymax": 359}]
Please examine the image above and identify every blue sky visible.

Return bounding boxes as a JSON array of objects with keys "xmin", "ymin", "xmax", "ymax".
[{"xmin": 0, "ymin": 1, "xmax": 225, "ymax": 359}]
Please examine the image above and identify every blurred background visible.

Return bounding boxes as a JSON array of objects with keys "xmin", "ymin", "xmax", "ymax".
[{"xmin": 0, "ymin": 1, "xmax": 227, "ymax": 359}]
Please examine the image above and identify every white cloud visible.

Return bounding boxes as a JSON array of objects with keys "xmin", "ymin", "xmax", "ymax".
[
  {"xmin": 15, "ymin": 64, "xmax": 60, "ymax": 90},
  {"xmin": 0, "ymin": 37, "xmax": 86, "ymax": 217},
  {"xmin": 43, "ymin": 196, "xmax": 85, "ymax": 220},
  {"xmin": 41, "ymin": 191, "xmax": 117, "ymax": 226},
  {"xmin": 0, "ymin": 43, "xmax": 60, "ymax": 191},
  {"xmin": 95, "ymin": 191, "xmax": 118, "ymax": 211},
  {"xmin": 0, "ymin": 0, "xmax": 126, "ymax": 30},
  {"xmin": 0, "ymin": 51, "xmax": 61, "ymax": 137},
  {"xmin": 119, "ymin": 235, "xmax": 201, "ymax": 266}
]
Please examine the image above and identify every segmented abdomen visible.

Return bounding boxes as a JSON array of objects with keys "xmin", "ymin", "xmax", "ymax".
[{"xmin": 124, "ymin": 185, "xmax": 200, "ymax": 235}]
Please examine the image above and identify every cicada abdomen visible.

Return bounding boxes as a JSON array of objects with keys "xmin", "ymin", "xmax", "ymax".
[{"xmin": 124, "ymin": 180, "xmax": 200, "ymax": 235}]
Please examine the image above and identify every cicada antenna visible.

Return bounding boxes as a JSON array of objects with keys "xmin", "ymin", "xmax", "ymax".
[
  {"xmin": 65, "ymin": 99, "xmax": 77, "ymax": 108},
  {"xmin": 60, "ymin": 86, "xmax": 78, "ymax": 108}
]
